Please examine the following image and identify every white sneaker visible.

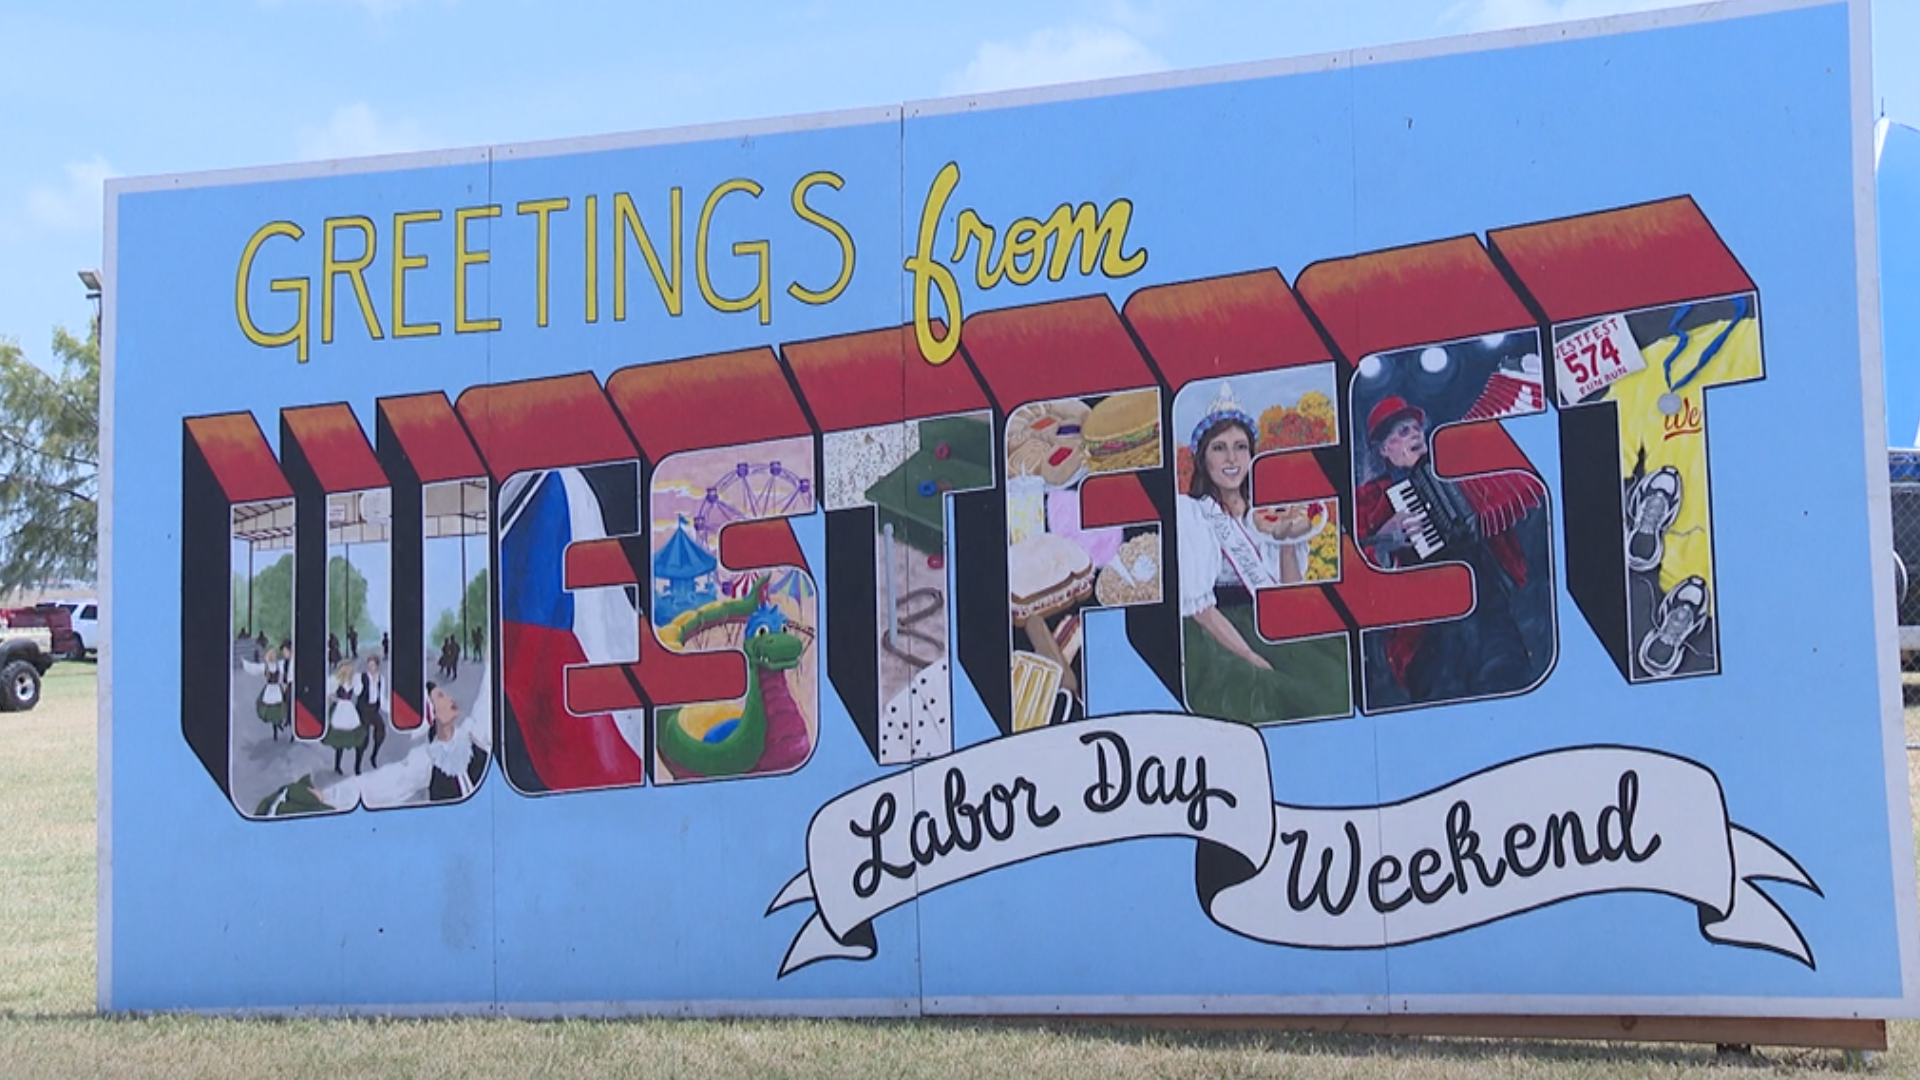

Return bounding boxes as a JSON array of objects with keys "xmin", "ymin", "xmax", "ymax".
[
  {"xmin": 1625, "ymin": 466, "xmax": 1682, "ymax": 573},
  {"xmin": 1638, "ymin": 575, "xmax": 1709, "ymax": 678}
]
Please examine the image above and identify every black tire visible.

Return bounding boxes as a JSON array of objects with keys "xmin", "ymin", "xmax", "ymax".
[
  {"xmin": 1, "ymin": 659, "xmax": 39, "ymax": 711},
  {"xmin": 64, "ymin": 634, "xmax": 85, "ymax": 662}
]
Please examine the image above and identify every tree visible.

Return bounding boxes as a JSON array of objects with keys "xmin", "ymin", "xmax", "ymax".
[
  {"xmin": 0, "ymin": 326, "xmax": 97, "ymax": 591},
  {"xmin": 248, "ymin": 555, "xmax": 295, "ymax": 645},
  {"xmin": 429, "ymin": 568, "xmax": 490, "ymax": 653},
  {"xmin": 326, "ymin": 555, "xmax": 380, "ymax": 648}
]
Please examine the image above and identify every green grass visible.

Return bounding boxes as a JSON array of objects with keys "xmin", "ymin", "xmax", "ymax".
[
  {"xmin": 0, "ymin": 665, "xmax": 1912, "ymax": 1077},
  {"xmin": 0, "ymin": 662, "xmax": 95, "ymax": 1018}
]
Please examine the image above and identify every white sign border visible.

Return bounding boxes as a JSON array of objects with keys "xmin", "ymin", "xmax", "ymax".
[{"xmin": 97, "ymin": 0, "xmax": 1915, "ymax": 1020}]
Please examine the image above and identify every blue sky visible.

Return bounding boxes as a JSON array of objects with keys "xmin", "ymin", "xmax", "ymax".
[{"xmin": 2, "ymin": 0, "xmax": 1915, "ymax": 356}]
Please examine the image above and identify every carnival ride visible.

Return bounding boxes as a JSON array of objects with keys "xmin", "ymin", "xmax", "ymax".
[{"xmin": 690, "ymin": 459, "xmax": 813, "ymax": 548}]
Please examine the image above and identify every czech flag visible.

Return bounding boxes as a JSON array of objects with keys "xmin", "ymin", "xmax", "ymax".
[{"xmin": 498, "ymin": 467, "xmax": 646, "ymax": 792}]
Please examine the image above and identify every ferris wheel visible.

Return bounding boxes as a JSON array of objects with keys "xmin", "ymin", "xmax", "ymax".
[{"xmin": 690, "ymin": 459, "xmax": 813, "ymax": 547}]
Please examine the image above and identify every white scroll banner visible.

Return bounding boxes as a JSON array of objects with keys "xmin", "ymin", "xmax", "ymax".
[{"xmin": 767, "ymin": 714, "xmax": 1818, "ymax": 977}]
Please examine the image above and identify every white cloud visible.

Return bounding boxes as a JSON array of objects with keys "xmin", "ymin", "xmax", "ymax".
[
  {"xmin": 296, "ymin": 102, "xmax": 429, "ymax": 162},
  {"xmin": 1101, "ymin": 0, "xmax": 1166, "ymax": 39},
  {"xmin": 1442, "ymin": 0, "xmax": 1686, "ymax": 34},
  {"xmin": 945, "ymin": 24, "xmax": 1168, "ymax": 96},
  {"xmin": 24, "ymin": 156, "xmax": 115, "ymax": 234}
]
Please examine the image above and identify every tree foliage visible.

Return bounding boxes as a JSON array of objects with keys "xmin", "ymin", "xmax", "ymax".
[
  {"xmin": 0, "ymin": 327, "xmax": 98, "ymax": 591},
  {"xmin": 429, "ymin": 567, "xmax": 489, "ymax": 652},
  {"xmin": 236, "ymin": 555, "xmax": 295, "ymax": 645},
  {"xmin": 326, "ymin": 554, "xmax": 380, "ymax": 648}
]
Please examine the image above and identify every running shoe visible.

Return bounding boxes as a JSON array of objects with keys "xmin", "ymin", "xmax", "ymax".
[
  {"xmin": 1638, "ymin": 574, "xmax": 1709, "ymax": 678},
  {"xmin": 1625, "ymin": 466, "xmax": 1682, "ymax": 573}
]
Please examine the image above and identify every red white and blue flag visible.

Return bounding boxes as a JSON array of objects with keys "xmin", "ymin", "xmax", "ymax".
[{"xmin": 498, "ymin": 467, "xmax": 646, "ymax": 792}]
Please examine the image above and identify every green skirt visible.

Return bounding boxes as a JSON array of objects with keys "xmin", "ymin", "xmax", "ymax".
[
  {"xmin": 1182, "ymin": 604, "xmax": 1350, "ymax": 725},
  {"xmin": 321, "ymin": 718, "xmax": 368, "ymax": 750},
  {"xmin": 255, "ymin": 688, "xmax": 288, "ymax": 726}
]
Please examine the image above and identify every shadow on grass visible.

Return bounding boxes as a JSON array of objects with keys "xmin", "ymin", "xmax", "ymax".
[
  {"xmin": 3, "ymin": 1014, "xmax": 1843, "ymax": 1068},
  {"xmin": 926, "ymin": 1020, "xmax": 1830, "ymax": 1068}
]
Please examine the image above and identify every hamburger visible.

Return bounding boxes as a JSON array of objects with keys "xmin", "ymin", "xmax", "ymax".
[
  {"xmin": 1008, "ymin": 534, "xmax": 1094, "ymax": 623},
  {"xmin": 1081, "ymin": 389, "xmax": 1162, "ymax": 473}
]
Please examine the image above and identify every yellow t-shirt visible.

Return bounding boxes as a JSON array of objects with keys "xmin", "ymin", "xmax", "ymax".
[{"xmin": 1601, "ymin": 316, "xmax": 1763, "ymax": 600}]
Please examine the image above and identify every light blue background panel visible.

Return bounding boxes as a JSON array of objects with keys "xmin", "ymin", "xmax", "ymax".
[{"xmin": 103, "ymin": 0, "xmax": 1915, "ymax": 1017}]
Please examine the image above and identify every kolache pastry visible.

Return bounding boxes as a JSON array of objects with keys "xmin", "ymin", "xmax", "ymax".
[
  {"xmin": 1007, "ymin": 436, "xmax": 1050, "ymax": 478},
  {"xmin": 1036, "ymin": 440, "xmax": 1086, "ymax": 487},
  {"xmin": 1030, "ymin": 398, "xmax": 1090, "ymax": 439},
  {"xmin": 1081, "ymin": 389, "xmax": 1162, "ymax": 474},
  {"xmin": 1005, "ymin": 398, "xmax": 1090, "ymax": 488},
  {"xmin": 1008, "ymin": 533, "xmax": 1094, "ymax": 624}
]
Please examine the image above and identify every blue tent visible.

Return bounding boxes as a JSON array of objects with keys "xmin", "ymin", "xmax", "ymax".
[{"xmin": 653, "ymin": 516, "xmax": 718, "ymax": 625}]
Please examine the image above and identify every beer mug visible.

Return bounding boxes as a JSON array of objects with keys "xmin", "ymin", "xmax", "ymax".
[{"xmin": 1010, "ymin": 650, "xmax": 1074, "ymax": 733}]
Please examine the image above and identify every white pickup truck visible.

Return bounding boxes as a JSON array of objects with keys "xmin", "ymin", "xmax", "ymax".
[{"xmin": 48, "ymin": 599, "xmax": 96, "ymax": 659}]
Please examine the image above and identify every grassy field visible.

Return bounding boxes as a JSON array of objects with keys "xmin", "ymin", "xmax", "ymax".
[{"xmin": 1, "ymin": 666, "xmax": 1916, "ymax": 1078}]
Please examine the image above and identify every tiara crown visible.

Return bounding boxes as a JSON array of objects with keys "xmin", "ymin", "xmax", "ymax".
[{"xmin": 1190, "ymin": 380, "xmax": 1257, "ymax": 453}]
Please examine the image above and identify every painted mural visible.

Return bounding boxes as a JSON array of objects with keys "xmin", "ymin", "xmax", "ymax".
[{"xmin": 124, "ymin": 0, "xmax": 1912, "ymax": 1019}]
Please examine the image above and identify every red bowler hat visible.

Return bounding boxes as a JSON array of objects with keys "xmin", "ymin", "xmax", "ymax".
[{"xmin": 1367, "ymin": 395, "xmax": 1426, "ymax": 443}]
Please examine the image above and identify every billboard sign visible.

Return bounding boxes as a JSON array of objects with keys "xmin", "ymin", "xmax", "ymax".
[{"xmin": 103, "ymin": 0, "xmax": 1917, "ymax": 1019}]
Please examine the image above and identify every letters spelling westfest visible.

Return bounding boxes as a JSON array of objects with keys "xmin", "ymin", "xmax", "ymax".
[{"xmin": 198, "ymin": 163, "xmax": 1760, "ymax": 823}]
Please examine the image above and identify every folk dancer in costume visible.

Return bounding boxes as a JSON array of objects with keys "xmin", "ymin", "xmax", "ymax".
[
  {"xmin": 423, "ymin": 681, "xmax": 488, "ymax": 801},
  {"xmin": 357, "ymin": 654, "xmax": 390, "ymax": 769},
  {"xmin": 1355, "ymin": 395, "xmax": 1539, "ymax": 703},
  {"xmin": 1174, "ymin": 382, "xmax": 1348, "ymax": 724},
  {"xmin": 256, "ymin": 669, "xmax": 495, "ymax": 815},
  {"xmin": 322, "ymin": 659, "xmax": 369, "ymax": 775},
  {"xmin": 241, "ymin": 644, "xmax": 291, "ymax": 741}
]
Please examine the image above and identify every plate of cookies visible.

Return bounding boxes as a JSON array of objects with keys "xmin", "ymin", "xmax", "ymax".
[{"xmin": 1007, "ymin": 399, "xmax": 1090, "ymax": 488}]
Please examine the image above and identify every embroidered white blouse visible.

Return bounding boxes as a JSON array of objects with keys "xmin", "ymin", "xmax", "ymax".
[
  {"xmin": 1174, "ymin": 494, "xmax": 1306, "ymax": 617},
  {"xmin": 318, "ymin": 671, "xmax": 496, "ymax": 809}
]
